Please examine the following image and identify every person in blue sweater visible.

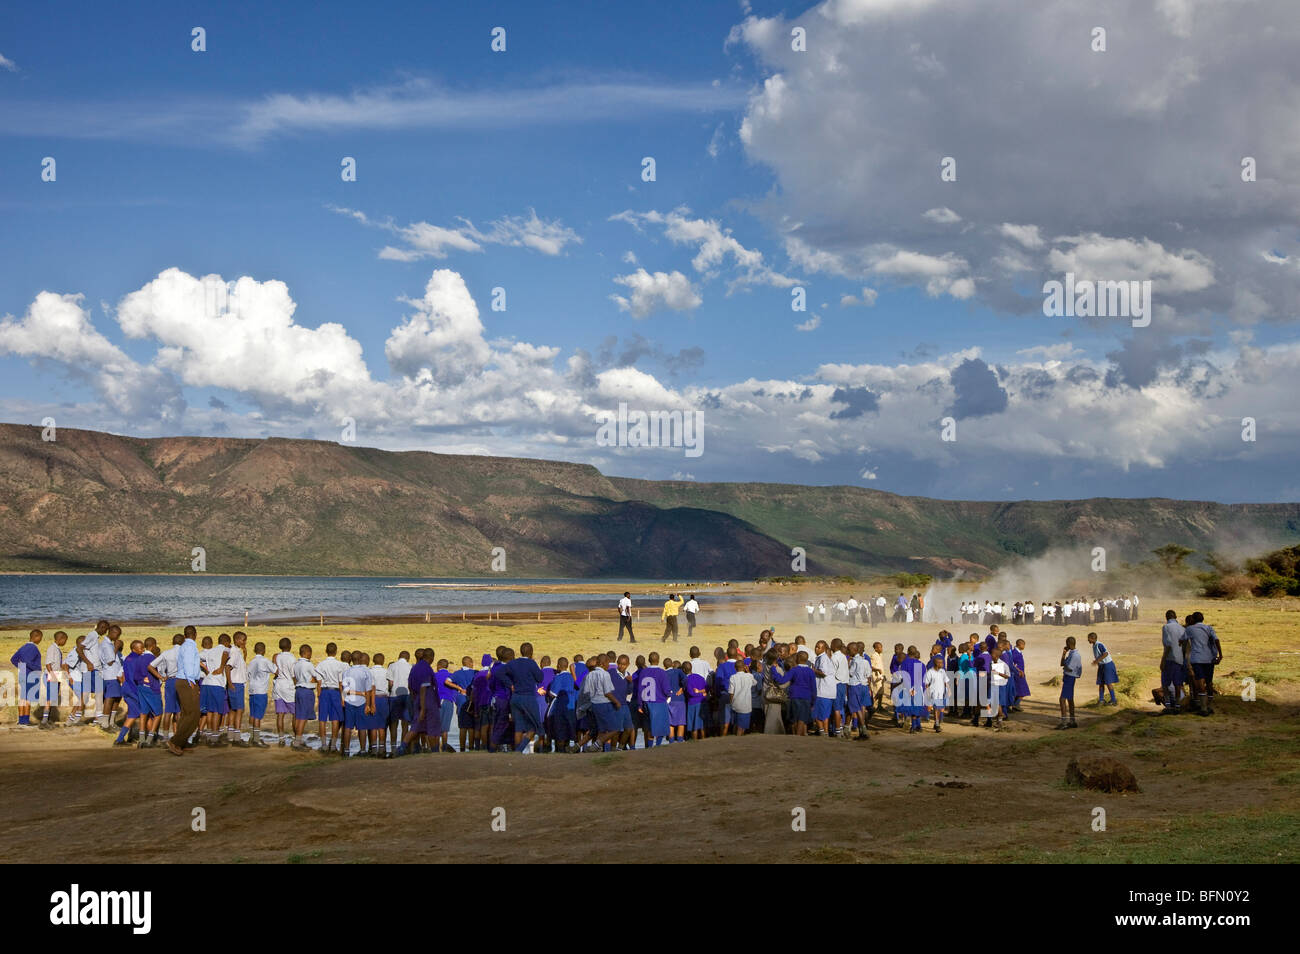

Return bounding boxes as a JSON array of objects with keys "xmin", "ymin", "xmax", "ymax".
[
  {"xmin": 9, "ymin": 629, "xmax": 43, "ymax": 727},
  {"xmin": 500, "ymin": 642, "xmax": 544, "ymax": 753},
  {"xmin": 547, "ymin": 657, "xmax": 578, "ymax": 752},
  {"xmin": 770, "ymin": 650, "xmax": 817, "ymax": 736}
]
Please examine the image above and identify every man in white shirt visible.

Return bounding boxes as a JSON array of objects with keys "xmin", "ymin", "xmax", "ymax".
[
  {"xmin": 617, "ymin": 591, "xmax": 635, "ymax": 643},
  {"xmin": 845, "ymin": 596, "xmax": 859, "ymax": 627},
  {"xmin": 874, "ymin": 594, "xmax": 886, "ymax": 627},
  {"xmin": 817, "ymin": 601, "xmax": 827, "ymax": 622},
  {"xmin": 805, "ymin": 602, "xmax": 815, "ymax": 623},
  {"xmin": 683, "ymin": 594, "xmax": 700, "ymax": 638}
]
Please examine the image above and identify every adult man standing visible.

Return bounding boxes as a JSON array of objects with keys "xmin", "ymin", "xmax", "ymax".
[
  {"xmin": 683, "ymin": 594, "xmax": 700, "ymax": 639},
  {"xmin": 661, "ymin": 593, "xmax": 683, "ymax": 642},
  {"xmin": 845, "ymin": 595, "xmax": 858, "ymax": 627},
  {"xmin": 617, "ymin": 591, "xmax": 636, "ymax": 643},
  {"xmin": 168, "ymin": 626, "xmax": 202, "ymax": 756}
]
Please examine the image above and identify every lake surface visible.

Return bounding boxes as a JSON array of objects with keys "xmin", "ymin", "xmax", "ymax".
[{"xmin": 0, "ymin": 575, "xmax": 747, "ymax": 626}]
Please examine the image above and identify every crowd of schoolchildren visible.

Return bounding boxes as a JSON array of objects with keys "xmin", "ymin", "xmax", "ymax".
[{"xmin": 6, "ymin": 610, "xmax": 1220, "ymax": 753}]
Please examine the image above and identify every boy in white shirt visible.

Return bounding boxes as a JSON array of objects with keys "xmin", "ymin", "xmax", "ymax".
[
  {"xmin": 812, "ymin": 641, "xmax": 838, "ymax": 737},
  {"xmin": 246, "ymin": 641, "xmax": 275, "ymax": 747},
  {"xmin": 829, "ymin": 638, "xmax": 851, "ymax": 739},
  {"xmin": 368, "ymin": 653, "xmax": 391, "ymax": 757},
  {"xmin": 224, "ymin": 631, "xmax": 249, "ymax": 745},
  {"xmin": 313, "ymin": 643, "xmax": 347, "ymax": 753},
  {"xmin": 41, "ymin": 631, "xmax": 67, "ymax": 727},
  {"xmin": 340, "ymin": 651, "xmax": 375, "ymax": 758},
  {"xmin": 291, "ymin": 644, "xmax": 319, "ymax": 749},
  {"xmin": 727, "ymin": 661, "xmax": 756, "ymax": 735},
  {"xmin": 846, "ymin": 642, "xmax": 873, "ymax": 739},
  {"xmin": 386, "ymin": 650, "xmax": 413, "ymax": 749},
  {"xmin": 199, "ymin": 635, "xmax": 230, "ymax": 746},
  {"xmin": 272, "ymin": 637, "xmax": 297, "ymax": 745},
  {"xmin": 986, "ymin": 646, "xmax": 1011, "ymax": 729}
]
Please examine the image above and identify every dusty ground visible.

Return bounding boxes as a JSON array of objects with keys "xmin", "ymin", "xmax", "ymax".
[{"xmin": 2, "ymin": 600, "xmax": 1297, "ymax": 863}]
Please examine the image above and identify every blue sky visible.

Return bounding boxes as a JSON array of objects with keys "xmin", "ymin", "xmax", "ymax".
[{"xmin": 2, "ymin": 0, "xmax": 1299, "ymax": 502}]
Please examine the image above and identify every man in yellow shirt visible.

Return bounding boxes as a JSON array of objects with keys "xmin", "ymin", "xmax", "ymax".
[{"xmin": 661, "ymin": 594, "xmax": 684, "ymax": 643}]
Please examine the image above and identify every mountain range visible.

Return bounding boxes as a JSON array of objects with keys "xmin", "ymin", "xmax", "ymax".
[{"xmin": 2, "ymin": 423, "xmax": 1298, "ymax": 579}]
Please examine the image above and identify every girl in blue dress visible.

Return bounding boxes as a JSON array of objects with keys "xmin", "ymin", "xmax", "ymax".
[{"xmin": 1088, "ymin": 631, "xmax": 1118, "ymax": 705}]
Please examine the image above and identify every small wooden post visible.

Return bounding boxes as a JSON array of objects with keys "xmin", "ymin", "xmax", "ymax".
[
  {"xmin": 319, "ymin": 614, "xmax": 323, "ymax": 627},
  {"xmin": 244, "ymin": 611, "xmax": 249, "ymax": 627}
]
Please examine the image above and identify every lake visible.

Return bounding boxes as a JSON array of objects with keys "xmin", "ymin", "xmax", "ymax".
[{"xmin": 0, "ymin": 575, "xmax": 744, "ymax": 626}]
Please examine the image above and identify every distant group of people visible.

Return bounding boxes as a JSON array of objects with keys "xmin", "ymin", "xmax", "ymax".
[
  {"xmin": 803, "ymin": 593, "xmax": 925, "ymax": 626},
  {"xmin": 961, "ymin": 595, "xmax": 1139, "ymax": 626}
]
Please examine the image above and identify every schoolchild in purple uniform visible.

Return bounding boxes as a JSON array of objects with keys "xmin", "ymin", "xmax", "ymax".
[
  {"xmin": 636, "ymin": 652, "xmax": 674, "ymax": 747},
  {"xmin": 488, "ymin": 647, "xmax": 514, "ymax": 751},
  {"xmin": 135, "ymin": 638, "xmax": 164, "ymax": 746},
  {"xmin": 608, "ymin": 656, "xmax": 635, "ymax": 749},
  {"xmin": 450, "ymin": 656, "xmax": 477, "ymax": 752},
  {"xmin": 397, "ymin": 651, "xmax": 439, "ymax": 756},
  {"xmin": 896, "ymin": 647, "xmax": 927, "ymax": 733},
  {"xmin": 713, "ymin": 650, "xmax": 737, "ymax": 737},
  {"xmin": 500, "ymin": 642, "xmax": 544, "ymax": 753},
  {"xmin": 435, "ymin": 659, "xmax": 464, "ymax": 752},
  {"xmin": 546, "ymin": 657, "xmax": 578, "ymax": 752},
  {"xmin": 664, "ymin": 659, "xmax": 687, "ymax": 742},
  {"xmin": 969, "ymin": 642, "xmax": 992, "ymax": 726},
  {"xmin": 9, "ymin": 629, "xmax": 42, "ymax": 726},
  {"xmin": 535, "ymin": 656, "xmax": 555, "ymax": 752},
  {"xmin": 1008, "ymin": 638, "xmax": 1030, "ymax": 711},
  {"xmin": 116, "ymin": 639, "xmax": 148, "ymax": 745},
  {"xmin": 770, "ymin": 651, "xmax": 816, "ymax": 735},
  {"xmin": 470, "ymin": 653, "xmax": 495, "ymax": 750},
  {"xmin": 683, "ymin": 662, "xmax": 707, "ymax": 739}
]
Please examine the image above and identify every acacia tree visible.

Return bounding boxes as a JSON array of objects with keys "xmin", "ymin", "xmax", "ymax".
[{"xmin": 1152, "ymin": 543, "xmax": 1195, "ymax": 569}]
